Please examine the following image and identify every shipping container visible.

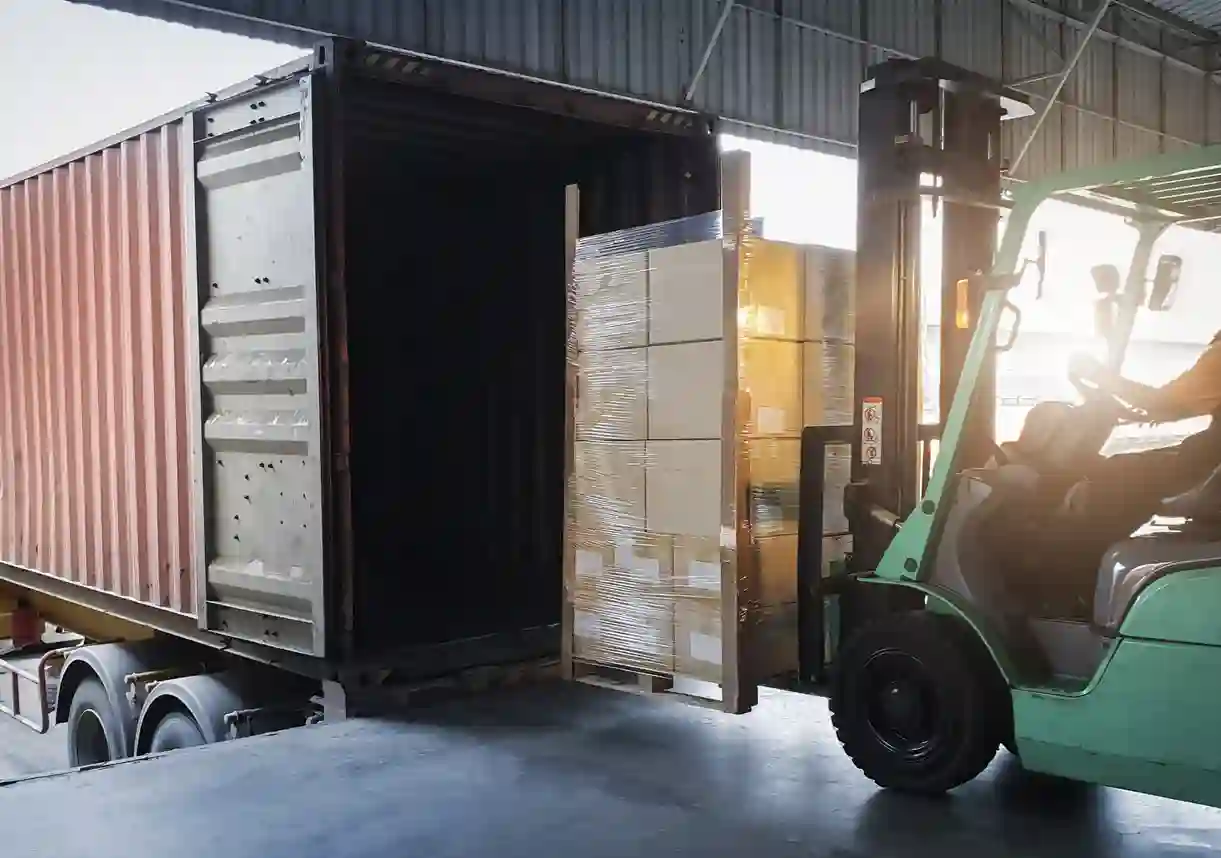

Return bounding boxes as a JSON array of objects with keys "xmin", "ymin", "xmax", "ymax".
[{"xmin": 0, "ymin": 39, "xmax": 720, "ymax": 761}]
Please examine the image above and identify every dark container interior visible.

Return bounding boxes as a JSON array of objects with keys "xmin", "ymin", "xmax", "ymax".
[{"xmin": 337, "ymin": 60, "xmax": 720, "ymax": 667}]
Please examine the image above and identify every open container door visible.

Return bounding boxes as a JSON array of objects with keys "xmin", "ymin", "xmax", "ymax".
[{"xmin": 183, "ymin": 71, "xmax": 330, "ymax": 657}]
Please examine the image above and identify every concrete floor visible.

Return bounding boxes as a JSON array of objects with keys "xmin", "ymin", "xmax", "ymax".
[
  {"xmin": 0, "ymin": 681, "xmax": 1216, "ymax": 857},
  {"xmin": 0, "ymin": 710, "xmax": 63, "ymax": 781}
]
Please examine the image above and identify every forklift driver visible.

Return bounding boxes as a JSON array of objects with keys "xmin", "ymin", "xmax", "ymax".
[{"xmin": 1032, "ymin": 335, "xmax": 1221, "ymax": 610}]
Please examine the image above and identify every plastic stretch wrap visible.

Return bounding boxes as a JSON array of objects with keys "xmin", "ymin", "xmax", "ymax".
[{"xmin": 566, "ymin": 213, "xmax": 855, "ymax": 689}]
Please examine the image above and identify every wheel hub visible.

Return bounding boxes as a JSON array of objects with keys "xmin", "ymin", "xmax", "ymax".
[{"xmin": 862, "ymin": 651, "xmax": 939, "ymax": 760}]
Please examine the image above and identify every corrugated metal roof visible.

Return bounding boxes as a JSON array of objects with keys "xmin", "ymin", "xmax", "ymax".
[
  {"xmin": 66, "ymin": 0, "xmax": 1221, "ymax": 178},
  {"xmin": 1147, "ymin": 0, "xmax": 1221, "ymax": 32}
]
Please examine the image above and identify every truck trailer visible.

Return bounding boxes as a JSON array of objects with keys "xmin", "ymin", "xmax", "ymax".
[{"xmin": 0, "ymin": 37, "xmax": 720, "ymax": 763}]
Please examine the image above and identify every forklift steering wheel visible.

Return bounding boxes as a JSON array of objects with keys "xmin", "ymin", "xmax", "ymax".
[{"xmin": 1068, "ymin": 368, "xmax": 1149, "ymax": 424}]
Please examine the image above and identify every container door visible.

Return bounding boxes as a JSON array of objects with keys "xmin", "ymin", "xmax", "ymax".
[{"xmin": 184, "ymin": 74, "xmax": 329, "ymax": 657}]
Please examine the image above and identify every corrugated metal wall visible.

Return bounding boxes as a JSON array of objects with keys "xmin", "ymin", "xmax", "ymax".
[
  {"xmin": 77, "ymin": 0, "xmax": 1221, "ymax": 177},
  {"xmin": 0, "ymin": 122, "xmax": 196, "ymax": 615}
]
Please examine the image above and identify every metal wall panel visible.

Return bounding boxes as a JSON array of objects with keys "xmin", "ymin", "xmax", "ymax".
[
  {"xmin": 1119, "ymin": 49, "xmax": 1165, "ymax": 133},
  {"xmin": 1166, "ymin": 63, "xmax": 1206, "ymax": 143},
  {"xmin": 73, "ymin": 0, "xmax": 1221, "ymax": 177},
  {"xmin": 0, "ymin": 121, "xmax": 196, "ymax": 616},
  {"xmin": 942, "ymin": 0, "xmax": 1003, "ymax": 80}
]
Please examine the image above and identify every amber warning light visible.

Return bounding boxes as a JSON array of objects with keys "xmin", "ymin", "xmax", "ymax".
[{"xmin": 955, "ymin": 278, "xmax": 971, "ymax": 329}]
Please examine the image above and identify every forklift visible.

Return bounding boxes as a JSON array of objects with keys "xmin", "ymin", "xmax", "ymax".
[{"xmin": 800, "ymin": 58, "xmax": 1221, "ymax": 807}]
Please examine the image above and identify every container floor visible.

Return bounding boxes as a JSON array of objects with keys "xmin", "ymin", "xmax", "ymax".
[{"xmin": 0, "ymin": 681, "xmax": 1216, "ymax": 857}]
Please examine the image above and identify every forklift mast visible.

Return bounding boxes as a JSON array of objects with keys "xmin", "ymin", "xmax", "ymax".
[
  {"xmin": 795, "ymin": 58, "xmax": 1031, "ymax": 683},
  {"xmin": 852, "ymin": 58, "xmax": 1031, "ymax": 566}
]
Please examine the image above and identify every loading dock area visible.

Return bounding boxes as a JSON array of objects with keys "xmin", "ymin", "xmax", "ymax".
[{"xmin": 0, "ymin": 681, "xmax": 1216, "ymax": 857}]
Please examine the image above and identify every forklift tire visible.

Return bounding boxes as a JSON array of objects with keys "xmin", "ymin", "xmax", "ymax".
[{"xmin": 830, "ymin": 610, "xmax": 1006, "ymax": 794}]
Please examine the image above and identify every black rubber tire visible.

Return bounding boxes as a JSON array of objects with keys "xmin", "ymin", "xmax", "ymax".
[
  {"xmin": 147, "ymin": 711, "xmax": 207, "ymax": 754},
  {"xmin": 66, "ymin": 677, "xmax": 125, "ymax": 767},
  {"xmin": 830, "ymin": 610, "xmax": 1007, "ymax": 794}
]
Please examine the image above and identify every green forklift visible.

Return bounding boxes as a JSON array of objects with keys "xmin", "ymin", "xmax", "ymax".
[{"xmin": 803, "ymin": 59, "xmax": 1221, "ymax": 808}]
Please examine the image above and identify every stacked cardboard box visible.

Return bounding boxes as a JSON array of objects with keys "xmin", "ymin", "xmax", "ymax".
[{"xmin": 566, "ymin": 222, "xmax": 855, "ymax": 694}]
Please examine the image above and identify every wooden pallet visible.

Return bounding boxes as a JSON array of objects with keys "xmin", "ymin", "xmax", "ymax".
[{"xmin": 569, "ymin": 659, "xmax": 674, "ymax": 694}]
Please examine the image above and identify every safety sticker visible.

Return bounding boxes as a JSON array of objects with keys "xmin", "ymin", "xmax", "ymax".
[{"xmin": 862, "ymin": 396, "xmax": 882, "ymax": 465}]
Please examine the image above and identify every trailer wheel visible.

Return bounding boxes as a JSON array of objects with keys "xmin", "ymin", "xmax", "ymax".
[
  {"xmin": 67, "ymin": 678, "xmax": 124, "ymax": 767},
  {"xmin": 146, "ymin": 711, "xmax": 207, "ymax": 754},
  {"xmin": 830, "ymin": 611, "xmax": 1005, "ymax": 794}
]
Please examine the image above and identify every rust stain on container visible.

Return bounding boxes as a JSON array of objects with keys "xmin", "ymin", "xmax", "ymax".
[{"xmin": 0, "ymin": 122, "xmax": 195, "ymax": 615}]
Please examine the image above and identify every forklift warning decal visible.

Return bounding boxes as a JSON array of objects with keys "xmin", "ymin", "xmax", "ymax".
[{"xmin": 862, "ymin": 397, "xmax": 882, "ymax": 465}]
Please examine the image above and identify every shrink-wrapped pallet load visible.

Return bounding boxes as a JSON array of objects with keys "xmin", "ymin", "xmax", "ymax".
[{"xmin": 564, "ymin": 186, "xmax": 855, "ymax": 711}]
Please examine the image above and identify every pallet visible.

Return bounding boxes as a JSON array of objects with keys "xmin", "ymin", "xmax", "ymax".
[
  {"xmin": 568, "ymin": 659, "xmax": 731, "ymax": 711},
  {"xmin": 569, "ymin": 660, "xmax": 674, "ymax": 694}
]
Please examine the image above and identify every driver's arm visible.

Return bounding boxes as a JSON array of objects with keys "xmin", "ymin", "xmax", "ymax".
[{"xmin": 1106, "ymin": 336, "xmax": 1221, "ymax": 423}]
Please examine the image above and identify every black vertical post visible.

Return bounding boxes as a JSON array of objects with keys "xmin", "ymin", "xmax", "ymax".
[{"xmin": 940, "ymin": 86, "xmax": 1003, "ymax": 470}]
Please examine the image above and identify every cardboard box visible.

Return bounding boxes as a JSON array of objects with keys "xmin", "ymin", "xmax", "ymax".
[
  {"xmin": 739, "ymin": 239, "xmax": 803, "ymax": 341},
  {"xmin": 674, "ymin": 598, "xmax": 723, "ymax": 683},
  {"xmin": 571, "ymin": 441, "xmax": 645, "ymax": 532},
  {"xmin": 572, "ymin": 586, "xmax": 675, "ymax": 674},
  {"xmin": 575, "ymin": 348, "xmax": 647, "ymax": 441},
  {"xmin": 568, "ymin": 531, "xmax": 674, "ymax": 591},
  {"xmin": 645, "ymin": 440, "xmax": 722, "ymax": 538},
  {"xmin": 755, "ymin": 535, "xmax": 797, "ymax": 606},
  {"xmin": 741, "ymin": 338, "xmax": 802, "ymax": 437},
  {"xmin": 647, "ymin": 341, "xmax": 725, "ymax": 440},
  {"xmin": 672, "ymin": 535, "xmax": 722, "ymax": 596},
  {"xmin": 747, "ymin": 438, "xmax": 799, "ymax": 537},
  {"xmin": 574, "ymin": 250, "xmax": 648, "ymax": 351},
  {"xmin": 647, "ymin": 240, "xmax": 724, "ymax": 344},
  {"xmin": 803, "ymin": 245, "xmax": 855, "ymax": 343},
  {"xmin": 803, "ymin": 341, "xmax": 855, "ymax": 427},
  {"xmin": 750, "ymin": 603, "xmax": 798, "ymax": 678}
]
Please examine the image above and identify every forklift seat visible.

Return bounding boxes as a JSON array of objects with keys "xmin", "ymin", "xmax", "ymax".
[
  {"xmin": 1158, "ymin": 462, "xmax": 1221, "ymax": 523},
  {"xmin": 1093, "ymin": 463, "xmax": 1221, "ymax": 634},
  {"xmin": 1092, "ymin": 539, "xmax": 1178, "ymax": 634}
]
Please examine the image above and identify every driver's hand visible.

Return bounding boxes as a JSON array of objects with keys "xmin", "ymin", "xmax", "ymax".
[{"xmin": 1068, "ymin": 352, "xmax": 1104, "ymax": 381}]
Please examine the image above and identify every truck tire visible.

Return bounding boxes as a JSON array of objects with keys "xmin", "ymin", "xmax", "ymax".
[
  {"xmin": 146, "ymin": 711, "xmax": 207, "ymax": 754},
  {"xmin": 830, "ymin": 610, "xmax": 1005, "ymax": 794},
  {"xmin": 67, "ymin": 678, "xmax": 125, "ymax": 767}
]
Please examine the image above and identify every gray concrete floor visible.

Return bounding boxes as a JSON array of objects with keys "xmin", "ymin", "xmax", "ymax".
[
  {"xmin": 0, "ymin": 705, "xmax": 64, "ymax": 780},
  {"xmin": 0, "ymin": 681, "xmax": 1217, "ymax": 856}
]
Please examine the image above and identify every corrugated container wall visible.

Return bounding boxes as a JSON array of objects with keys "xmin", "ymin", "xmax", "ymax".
[
  {"xmin": 0, "ymin": 43, "xmax": 721, "ymax": 675},
  {"xmin": 0, "ymin": 124, "xmax": 195, "ymax": 615},
  {"xmin": 84, "ymin": 0, "xmax": 1221, "ymax": 178}
]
